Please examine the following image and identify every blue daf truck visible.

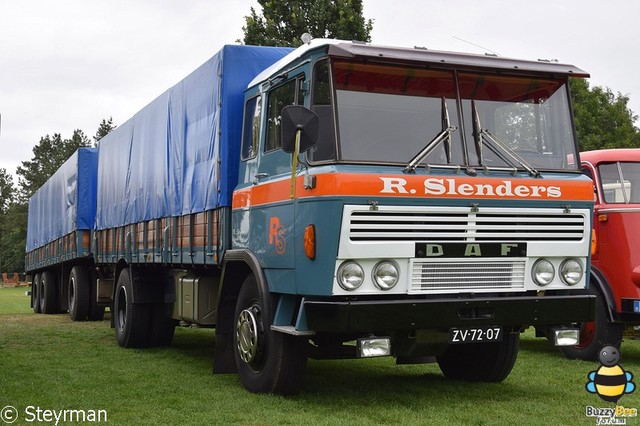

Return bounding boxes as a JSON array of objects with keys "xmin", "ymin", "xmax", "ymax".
[{"xmin": 26, "ymin": 38, "xmax": 596, "ymax": 394}]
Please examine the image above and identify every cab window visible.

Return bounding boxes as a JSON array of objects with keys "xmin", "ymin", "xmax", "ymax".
[
  {"xmin": 241, "ymin": 95, "xmax": 262, "ymax": 160},
  {"xmin": 265, "ymin": 77, "xmax": 304, "ymax": 152},
  {"xmin": 598, "ymin": 162, "xmax": 640, "ymax": 203},
  {"xmin": 309, "ymin": 59, "xmax": 336, "ymax": 162}
]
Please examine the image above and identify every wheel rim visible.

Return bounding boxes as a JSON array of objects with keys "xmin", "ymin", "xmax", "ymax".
[
  {"xmin": 39, "ymin": 278, "xmax": 45, "ymax": 308},
  {"xmin": 69, "ymin": 277, "xmax": 76, "ymax": 310},
  {"xmin": 236, "ymin": 307, "xmax": 259, "ymax": 364},
  {"xmin": 116, "ymin": 286, "xmax": 128, "ymax": 333}
]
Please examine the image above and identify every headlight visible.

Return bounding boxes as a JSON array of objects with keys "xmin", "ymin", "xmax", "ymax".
[
  {"xmin": 560, "ymin": 258, "xmax": 583, "ymax": 286},
  {"xmin": 372, "ymin": 260, "xmax": 399, "ymax": 290},
  {"xmin": 337, "ymin": 261, "xmax": 364, "ymax": 290},
  {"xmin": 532, "ymin": 259, "xmax": 555, "ymax": 286}
]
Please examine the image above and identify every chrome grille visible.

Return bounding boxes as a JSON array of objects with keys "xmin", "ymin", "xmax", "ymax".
[
  {"xmin": 349, "ymin": 208, "xmax": 585, "ymax": 242},
  {"xmin": 410, "ymin": 259, "xmax": 526, "ymax": 293}
]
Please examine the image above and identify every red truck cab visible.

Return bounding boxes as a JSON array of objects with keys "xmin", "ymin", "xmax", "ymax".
[{"xmin": 566, "ymin": 149, "xmax": 640, "ymax": 359}]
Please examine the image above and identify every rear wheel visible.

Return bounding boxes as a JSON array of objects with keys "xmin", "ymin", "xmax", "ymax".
[
  {"xmin": 32, "ymin": 273, "xmax": 42, "ymax": 314},
  {"xmin": 437, "ymin": 332, "xmax": 519, "ymax": 382},
  {"xmin": 40, "ymin": 270, "xmax": 58, "ymax": 314},
  {"xmin": 113, "ymin": 268, "xmax": 151, "ymax": 348},
  {"xmin": 560, "ymin": 286, "xmax": 623, "ymax": 360},
  {"xmin": 68, "ymin": 266, "xmax": 90, "ymax": 321},
  {"xmin": 233, "ymin": 274, "xmax": 308, "ymax": 395}
]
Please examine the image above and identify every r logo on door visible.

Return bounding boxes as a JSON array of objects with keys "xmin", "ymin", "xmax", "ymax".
[{"xmin": 269, "ymin": 216, "xmax": 286, "ymax": 254}]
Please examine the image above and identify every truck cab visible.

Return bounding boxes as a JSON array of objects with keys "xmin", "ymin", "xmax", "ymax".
[
  {"xmin": 567, "ymin": 149, "xmax": 640, "ymax": 359},
  {"xmin": 221, "ymin": 39, "xmax": 595, "ymax": 393}
]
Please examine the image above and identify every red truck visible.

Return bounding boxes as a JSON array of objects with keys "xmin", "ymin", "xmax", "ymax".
[{"xmin": 563, "ymin": 149, "xmax": 640, "ymax": 359}]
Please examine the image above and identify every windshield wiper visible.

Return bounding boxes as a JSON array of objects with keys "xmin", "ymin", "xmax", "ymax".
[
  {"xmin": 471, "ymin": 100, "xmax": 540, "ymax": 178},
  {"xmin": 404, "ymin": 98, "xmax": 457, "ymax": 173}
]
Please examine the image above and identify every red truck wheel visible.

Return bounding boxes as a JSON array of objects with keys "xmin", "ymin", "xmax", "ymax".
[
  {"xmin": 437, "ymin": 332, "xmax": 520, "ymax": 382},
  {"xmin": 560, "ymin": 286, "xmax": 623, "ymax": 360},
  {"xmin": 233, "ymin": 274, "xmax": 307, "ymax": 395}
]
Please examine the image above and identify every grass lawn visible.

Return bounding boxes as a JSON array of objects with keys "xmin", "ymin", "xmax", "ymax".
[{"xmin": 1, "ymin": 286, "xmax": 639, "ymax": 425}]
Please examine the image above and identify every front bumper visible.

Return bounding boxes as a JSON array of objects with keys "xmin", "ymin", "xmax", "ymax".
[{"xmin": 304, "ymin": 294, "xmax": 596, "ymax": 333}]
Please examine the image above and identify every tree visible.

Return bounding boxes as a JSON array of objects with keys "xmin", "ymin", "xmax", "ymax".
[
  {"xmin": 0, "ymin": 202, "xmax": 27, "ymax": 273},
  {"xmin": 0, "ymin": 169, "xmax": 16, "ymax": 274},
  {"xmin": 569, "ymin": 78, "xmax": 640, "ymax": 151},
  {"xmin": 0, "ymin": 168, "xmax": 14, "ymax": 214},
  {"xmin": 242, "ymin": 0, "xmax": 373, "ymax": 47},
  {"xmin": 16, "ymin": 129, "xmax": 91, "ymax": 201},
  {"xmin": 94, "ymin": 117, "xmax": 116, "ymax": 145}
]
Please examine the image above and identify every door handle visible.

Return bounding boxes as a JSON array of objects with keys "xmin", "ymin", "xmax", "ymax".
[{"xmin": 252, "ymin": 173, "xmax": 270, "ymax": 185}]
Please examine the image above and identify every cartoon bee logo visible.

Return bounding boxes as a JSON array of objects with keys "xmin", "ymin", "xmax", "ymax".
[{"xmin": 586, "ymin": 345, "xmax": 635, "ymax": 403}]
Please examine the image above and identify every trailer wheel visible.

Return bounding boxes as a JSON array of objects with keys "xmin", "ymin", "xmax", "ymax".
[
  {"xmin": 560, "ymin": 286, "xmax": 623, "ymax": 360},
  {"xmin": 113, "ymin": 268, "xmax": 150, "ymax": 348},
  {"xmin": 68, "ymin": 266, "xmax": 90, "ymax": 321},
  {"xmin": 40, "ymin": 270, "xmax": 58, "ymax": 314},
  {"xmin": 32, "ymin": 273, "xmax": 42, "ymax": 314},
  {"xmin": 233, "ymin": 274, "xmax": 307, "ymax": 395},
  {"xmin": 437, "ymin": 332, "xmax": 519, "ymax": 382}
]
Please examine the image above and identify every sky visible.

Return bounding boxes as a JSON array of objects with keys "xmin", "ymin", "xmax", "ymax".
[{"xmin": 1, "ymin": 0, "xmax": 639, "ymax": 180}]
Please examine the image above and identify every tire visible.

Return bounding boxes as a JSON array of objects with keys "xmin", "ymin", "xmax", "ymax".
[
  {"xmin": 560, "ymin": 286, "xmax": 623, "ymax": 361},
  {"xmin": 40, "ymin": 270, "xmax": 58, "ymax": 314},
  {"xmin": 148, "ymin": 303, "xmax": 177, "ymax": 347},
  {"xmin": 32, "ymin": 273, "xmax": 42, "ymax": 314},
  {"xmin": 113, "ymin": 268, "xmax": 151, "ymax": 348},
  {"xmin": 68, "ymin": 266, "xmax": 90, "ymax": 321},
  {"xmin": 437, "ymin": 332, "xmax": 520, "ymax": 382},
  {"xmin": 233, "ymin": 274, "xmax": 308, "ymax": 395}
]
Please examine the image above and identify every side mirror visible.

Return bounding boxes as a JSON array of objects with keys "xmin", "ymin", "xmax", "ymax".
[{"xmin": 280, "ymin": 105, "xmax": 319, "ymax": 154}]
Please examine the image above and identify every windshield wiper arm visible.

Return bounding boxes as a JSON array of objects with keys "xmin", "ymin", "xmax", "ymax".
[
  {"xmin": 471, "ymin": 100, "xmax": 540, "ymax": 178},
  {"xmin": 404, "ymin": 98, "xmax": 456, "ymax": 173}
]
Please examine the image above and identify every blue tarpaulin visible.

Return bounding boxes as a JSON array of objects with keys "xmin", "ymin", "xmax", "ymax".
[
  {"xmin": 26, "ymin": 147, "xmax": 98, "ymax": 252},
  {"xmin": 95, "ymin": 45, "xmax": 291, "ymax": 230}
]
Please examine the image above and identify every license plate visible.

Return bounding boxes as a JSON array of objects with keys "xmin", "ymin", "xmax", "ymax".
[{"xmin": 448, "ymin": 326, "xmax": 503, "ymax": 344}]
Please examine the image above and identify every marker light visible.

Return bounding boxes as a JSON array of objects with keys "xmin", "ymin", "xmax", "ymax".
[
  {"xmin": 532, "ymin": 259, "xmax": 555, "ymax": 286},
  {"xmin": 304, "ymin": 224, "xmax": 316, "ymax": 260}
]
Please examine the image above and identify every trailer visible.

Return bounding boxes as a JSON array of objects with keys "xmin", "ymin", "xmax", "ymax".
[
  {"xmin": 26, "ymin": 147, "xmax": 103, "ymax": 319},
  {"xmin": 27, "ymin": 39, "xmax": 596, "ymax": 394}
]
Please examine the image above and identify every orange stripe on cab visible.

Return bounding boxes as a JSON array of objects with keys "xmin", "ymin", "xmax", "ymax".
[{"xmin": 232, "ymin": 173, "xmax": 594, "ymax": 209}]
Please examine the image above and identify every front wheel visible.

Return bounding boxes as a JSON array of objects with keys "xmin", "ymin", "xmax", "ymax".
[
  {"xmin": 233, "ymin": 275, "xmax": 307, "ymax": 395},
  {"xmin": 560, "ymin": 286, "xmax": 623, "ymax": 360},
  {"xmin": 437, "ymin": 332, "xmax": 520, "ymax": 382}
]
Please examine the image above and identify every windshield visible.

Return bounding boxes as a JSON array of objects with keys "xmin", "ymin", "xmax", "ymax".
[
  {"xmin": 598, "ymin": 162, "xmax": 640, "ymax": 203},
  {"xmin": 324, "ymin": 60, "xmax": 578, "ymax": 171}
]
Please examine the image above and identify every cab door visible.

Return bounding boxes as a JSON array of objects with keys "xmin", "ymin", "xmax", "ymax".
[{"xmin": 234, "ymin": 75, "xmax": 306, "ymax": 290}]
